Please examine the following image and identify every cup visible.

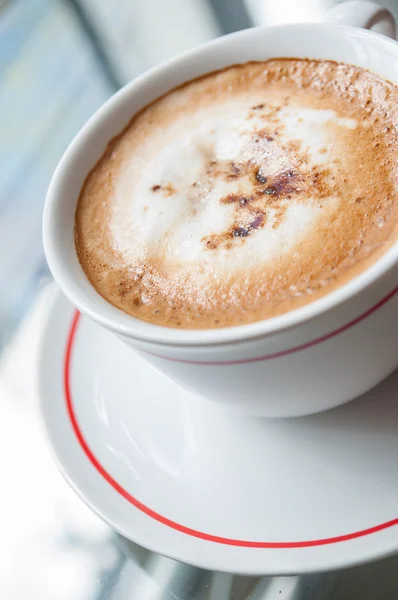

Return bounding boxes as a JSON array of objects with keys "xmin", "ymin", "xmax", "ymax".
[{"xmin": 43, "ymin": 1, "xmax": 398, "ymax": 417}]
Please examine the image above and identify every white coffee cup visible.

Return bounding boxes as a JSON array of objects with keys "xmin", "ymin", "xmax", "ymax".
[{"xmin": 43, "ymin": 1, "xmax": 398, "ymax": 417}]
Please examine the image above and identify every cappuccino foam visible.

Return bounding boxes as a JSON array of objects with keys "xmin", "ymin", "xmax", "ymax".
[{"xmin": 75, "ymin": 60, "xmax": 398, "ymax": 328}]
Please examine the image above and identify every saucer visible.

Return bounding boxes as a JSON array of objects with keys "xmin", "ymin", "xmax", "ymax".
[{"xmin": 39, "ymin": 288, "xmax": 398, "ymax": 575}]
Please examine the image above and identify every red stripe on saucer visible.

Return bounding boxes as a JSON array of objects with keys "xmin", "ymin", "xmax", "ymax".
[{"xmin": 64, "ymin": 310, "xmax": 398, "ymax": 548}]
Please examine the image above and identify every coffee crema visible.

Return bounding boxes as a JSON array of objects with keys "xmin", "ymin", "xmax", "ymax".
[{"xmin": 75, "ymin": 59, "xmax": 398, "ymax": 329}]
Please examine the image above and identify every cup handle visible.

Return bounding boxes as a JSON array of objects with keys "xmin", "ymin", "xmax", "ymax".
[{"xmin": 325, "ymin": 1, "xmax": 396, "ymax": 39}]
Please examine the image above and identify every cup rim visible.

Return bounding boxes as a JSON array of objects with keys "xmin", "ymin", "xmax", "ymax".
[{"xmin": 43, "ymin": 22, "xmax": 398, "ymax": 348}]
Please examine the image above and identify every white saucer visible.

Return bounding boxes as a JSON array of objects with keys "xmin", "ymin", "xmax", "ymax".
[{"xmin": 39, "ymin": 288, "xmax": 398, "ymax": 575}]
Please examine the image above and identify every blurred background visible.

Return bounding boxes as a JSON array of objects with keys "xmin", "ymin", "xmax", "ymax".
[{"xmin": 2, "ymin": 1, "xmax": 398, "ymax": 599}]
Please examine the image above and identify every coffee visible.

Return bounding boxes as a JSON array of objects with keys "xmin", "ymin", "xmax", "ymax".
[{"xmin": 75, "ymin": 59, "xmax": 398, "ymax": 329}]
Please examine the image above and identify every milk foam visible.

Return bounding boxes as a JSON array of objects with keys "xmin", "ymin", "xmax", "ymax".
[
  {"xmin": 76, "ymin": 59, "xmax": 398, "ymax": 329},
  {"xmin": 110, "ymin": 103, "xmax": 354, "ymax": 272}
]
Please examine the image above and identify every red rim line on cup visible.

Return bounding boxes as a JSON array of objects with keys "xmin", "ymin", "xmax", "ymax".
[{"xmin": 147, "ymin": 284, "xmax": 398, "ymax": 365}]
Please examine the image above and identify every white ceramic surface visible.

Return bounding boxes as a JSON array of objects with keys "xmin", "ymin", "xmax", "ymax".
[
  {"xmin": 43, "ymin": 2, "xmax": 398, "ymax": 417},
  {"xmin": 39, "ymin": 289, "xmax": 398, "ymax": 575}
]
